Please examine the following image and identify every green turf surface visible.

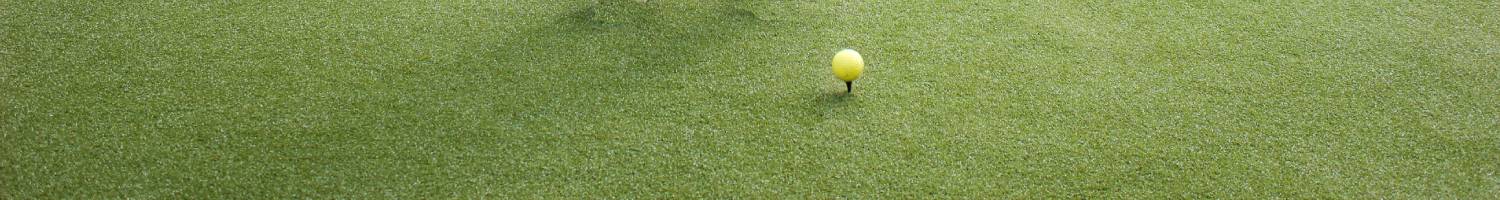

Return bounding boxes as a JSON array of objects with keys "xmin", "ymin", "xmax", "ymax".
[{"xmin": 4, "ymin": 0, "xmax": 1499, "ymax": 198}]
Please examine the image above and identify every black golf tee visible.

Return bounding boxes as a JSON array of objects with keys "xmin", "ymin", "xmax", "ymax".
[{"xmin": 846, "ymin": 81, "xmax": 852, "ymax": 93}]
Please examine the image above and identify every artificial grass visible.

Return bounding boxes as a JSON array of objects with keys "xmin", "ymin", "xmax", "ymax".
[{"xmin": 4, "ymin": 0, "xmax": 1498, "ymax": 198}]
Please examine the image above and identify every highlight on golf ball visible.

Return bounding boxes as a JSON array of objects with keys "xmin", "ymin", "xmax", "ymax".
[{"xmin": 831, "ymin": 49, "xmax": 865, "ymax": 93}]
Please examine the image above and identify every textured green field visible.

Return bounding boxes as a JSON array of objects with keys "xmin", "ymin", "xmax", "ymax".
[{"xmin": 4, "ymin": 0, "xmax": 1499, "ymax": 198}]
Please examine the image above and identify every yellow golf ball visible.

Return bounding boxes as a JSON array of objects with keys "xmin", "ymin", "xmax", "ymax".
[{"xmin": 831, "ymin": 49, "xmax": 864, "ymax": 82}]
